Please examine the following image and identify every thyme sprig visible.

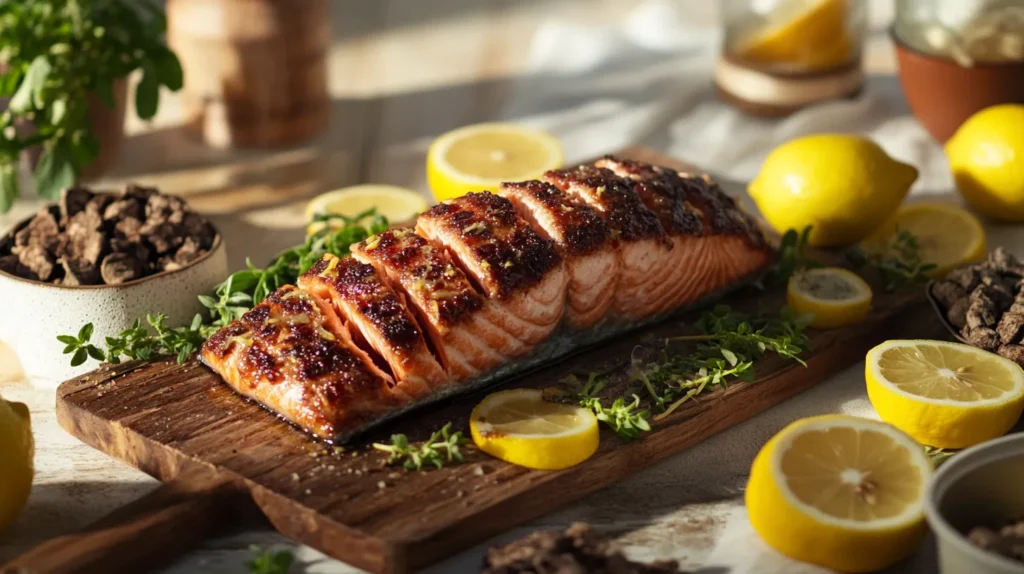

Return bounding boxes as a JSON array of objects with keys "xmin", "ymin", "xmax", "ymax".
[
  {"xmin": 846, "ymin": 229, "xmax": 936, "ymax": 292},
  {"xmin": 555, "ymin": 306, "xmax": 813, "ymax": 439},
  {"xmin": 58, "ymin": 210, "xmax": 388, "ymax": 366},
  {"xmin": 372, "ymin": 422, "xmax": 469, "ymax": 471},
  {"xmin": 925, "ymin": 446, "xmax": 956, "ymax": 469},
  {"xmin": 757, "ymin": 226, "xmax": 822, "ymax": 289}
]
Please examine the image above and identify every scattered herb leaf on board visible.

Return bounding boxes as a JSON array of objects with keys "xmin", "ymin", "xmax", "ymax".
[
  {"xmin": 846, "ymin": 229, "xmax": 936, "ymax": 292},
  {"xmin": 373, "ymin": 422, "xmax": 470, "ymax": 471},
  {"xmin": 58, "ymin": 210, "xmax": 389, "ymax": 366},
  {"xmin": 246, "ymin": 545, "xmax": 294, "ymax": 574},
  {"xmin": 756, "ymin": 226, "xmax": 822, "ymax": 289},
  {"xmin": 554, "ymin": 305, "xmax": 813, "ymax": 439}
]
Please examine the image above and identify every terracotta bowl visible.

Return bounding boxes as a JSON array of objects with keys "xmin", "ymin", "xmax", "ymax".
[
  {"xmin": 892, "ymin": 29, "xmax": 1024, "ymax": 143},
  {"xmin": 0, "ymin": 223, "xmax": 228, "ymax": 384}
]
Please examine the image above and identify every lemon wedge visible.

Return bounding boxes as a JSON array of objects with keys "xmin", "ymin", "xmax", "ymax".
[
  {"xmin": 734, "ymin": 0, "xmax": 852, "ymax": 71},
  {"xmin": 787, "ymin": 267, "xmax": 872, "ymax": 329},
  {"xmin": 470, "ymin": 389, "xmax": 598, "ymax": 470},
  {"xmin": 305, "ymin": 184, "xmax": 427, "ymax": 236},
  {"xmin": 427, "ymin": 123, "xmax": 564, "ymax": 202},
  {"xmin": 0, "ymin": 396, "xmax": 33, "ymax": 532},
  {"xmin": 746, "ymin": 415, "xmax": 932, "ymax": 572},
  {"xmin": 866, "ymin": 340, "xmax": 1024, "ymax": 449},
  {"xmin": 863, "ymin": 202, "xmax": 987, "ymax": 277}
]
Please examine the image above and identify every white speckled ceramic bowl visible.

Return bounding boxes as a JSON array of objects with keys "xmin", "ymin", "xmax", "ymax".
[
  {"xmin": 925, "ymin": 433, "xmax": 1024, "ymax": 574},
  {"xmin": 0, "ymin": 232, "xmax": 228, "ymax": 384}
]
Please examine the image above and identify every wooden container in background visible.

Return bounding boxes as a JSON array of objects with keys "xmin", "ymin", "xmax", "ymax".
[{"xmin": 167, "ymin": 0, "xmax": 331, "ymax": 149}]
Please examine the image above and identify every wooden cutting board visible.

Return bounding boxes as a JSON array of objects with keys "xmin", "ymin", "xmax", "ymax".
[{"xmin": 6, "ymin": 148, "xmax": 942, "ymax": 574}]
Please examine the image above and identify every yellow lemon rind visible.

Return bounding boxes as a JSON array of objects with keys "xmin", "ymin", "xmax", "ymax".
[
  {"xmin": 866, "ymin": 339, "xmax": 1024, "ymax": 449},
  {"xmin": 746, "ymin": 415, "xmax": 930, "ymax": 573}
]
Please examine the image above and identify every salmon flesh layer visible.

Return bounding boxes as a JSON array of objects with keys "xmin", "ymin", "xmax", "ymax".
[{"xmin": 200, "ymin": 158, "xmax": 775, "ymax": 440}]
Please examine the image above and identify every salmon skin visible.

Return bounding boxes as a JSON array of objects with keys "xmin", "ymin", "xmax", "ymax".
[{"xmin": 201, "ymin": 157, "xmax": 775, "ymax": 442}]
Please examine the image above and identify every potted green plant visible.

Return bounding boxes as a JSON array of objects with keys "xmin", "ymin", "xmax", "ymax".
[{"xmin": 0, "ymin": 0, "xmax": 183, "ymax": 214}]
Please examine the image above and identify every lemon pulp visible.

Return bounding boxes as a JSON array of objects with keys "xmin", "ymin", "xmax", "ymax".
[{"xmin": 866, "ymin": 340, "xmax": 1024, "ymax": 448}]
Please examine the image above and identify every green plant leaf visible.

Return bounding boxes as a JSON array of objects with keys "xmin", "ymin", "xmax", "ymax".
[
  {"xmin": 10, "ymin": 55, "xmax": 52, "ymax": 112},
  {"xmin": 71, "ymin": 348, "xmax": 88, "ymax": 367},
  {"xmin": 135, "ymin": 63, "xmax": 159, "ymax": 120},
  {"xmin": 70, "ymin": 131, "xmax": 100, "ymax": 170},
  {"xmin": 50, "ymin": 97, "xmax": 67, "ymax": 124},
  {"xmin": 0, "ymin": 162, "xmax": 17, "ymax": 214},
  {"xmin": 0, "ymin": 69, "xmax": 23, "ymax": 97},
  {"xmin": 34, "ymin": 143, "xmax": 75, "ymax": 200},
  {"xmin": 95, "ymin": 80, "xmax": 116, "ymax": 109},
  {"xmin": 155, "ymin": 49, "xmax": 183, "ymax": 91}
]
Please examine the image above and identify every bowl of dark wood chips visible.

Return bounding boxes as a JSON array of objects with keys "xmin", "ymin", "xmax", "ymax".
[
  {"xmin": 928, "ymin": 247, "xmax": 1024, "ymax": 368},
  {"xmin": 926, "ymin": 433, "xmax": 1024, "ymax": 574},
  {"xmin": 0, "ymin": 184, "xmax": 227, "ymax": 382}
]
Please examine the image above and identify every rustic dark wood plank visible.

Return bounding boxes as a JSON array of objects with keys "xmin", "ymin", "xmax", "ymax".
[{"xmin": 41, "ymin": 148, "xmax": 940, "ymax": 574}]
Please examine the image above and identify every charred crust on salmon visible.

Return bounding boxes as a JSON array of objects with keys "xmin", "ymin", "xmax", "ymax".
[
  {"xmin": 595, "ymin": 157, "xmax": 704, "ymax": 236},
  {"xmin": 354, "ymin": 229, "xmax": 484, "ymax": 327},
  {"xmin": 302, "ymin": 255, "xmax": 423, "ymax": 351},
  {"xmin": 419, "ymin": 192, "xmax": 563, "ymax": 299},
  {"xmin": 542, "ymin": 166, "xmax": 665, "ymax": 243},
  {"xmin": 499, "ymin": 180, "xmax": 612, "ymax": 257}
]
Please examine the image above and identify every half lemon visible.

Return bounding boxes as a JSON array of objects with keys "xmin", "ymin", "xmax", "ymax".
[
  {"xmin": 470, "ymin": 389, "xmax": 598, "ymax": 470},
  {"xmin": 305, "ymin": 184, "xmax": 427, "ymax": 236},
  {"xmin": 426, "ymin": 123, "xmax": 564, "ymax": 202},
  {"xmin": 786, "ymin": 267, "xmax": 872, "ymax": 329},
  {"xmin": 866, "ymin": 339, "xmax": 1024, "ymax": 449},
  {"xmin": 746, "ymin": 414, "xmax": 932, "ymax": 572}
]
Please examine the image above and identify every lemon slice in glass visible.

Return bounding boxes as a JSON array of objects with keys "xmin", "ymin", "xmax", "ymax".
[
  {"xmin": 470, "ymin": 389, "xmax": 598, "ymax": 470},
  {"xmin": 426, "ymin": 123, "xmax": 564, "ymax": 202},
  {"xmin": 866, "ymin": 339, "xmax": 1024, "ymax": 449},
  {"xmin": 746, "ymin": 414, "xmax": 932, "ymax": 572},
  {"xmin": 863, "ymin": 202, "xmax": 987, "ymax": 277},
  {"xmin": 304, "ymin": 184, "xmax": 427, "ymax": 236},
  {"xmin": 786, "ymin": 267, "xmax": 872, "ymax": 329},
  {"xmin": 734, "ymin": 0, "xmax": 852, "ymax": 71}
]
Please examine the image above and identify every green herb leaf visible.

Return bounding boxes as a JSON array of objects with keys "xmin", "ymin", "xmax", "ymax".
[
  {"xmin": 373, "ymin": 422, "xmax": 469, "ymax": 471},
  {"xmin": 135, "ymin": 63, "xmax": 159, "ymax": 120},
  {"xmin": 246, "ymin": 545, "xmax": 294, "ymax": 574},
  {"xmin": 94, "ymin": 80, "xmax": 116, "ymax": 109},
  {"xmin": 155, "ymin": 49, "xmax": 183, "ymax": 91},
  {"xmin": 70, "ymin": 347, "xmax": 88, "ymax": 367},
  {"xmin": 34, "ymin": 142, "xmax": 76, "ymax": 200},
  {"xmin": 9, "ymin": 55, "xmax": 51, "ymax": 112},
  {"xmin": 0, "ymin": 163, "xmax": 18, "ymax": 214}
]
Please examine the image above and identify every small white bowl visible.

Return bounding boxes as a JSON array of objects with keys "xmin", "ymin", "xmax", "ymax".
[
  {"xmin": 0, "ymin": 235, "xmax": 228, "ymax": 384},
  {"xmin": 925, "ymin": 432, "xmax": 1024, "ymax": 574}
]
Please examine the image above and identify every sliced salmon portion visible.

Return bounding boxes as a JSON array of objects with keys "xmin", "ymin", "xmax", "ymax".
[
  {"xmin": 298, "ymin": 254, "xmax": 447, "ymax": 398},
  {"xmin": 415, "ymin": 192, "xmax": 568, "ymax": 353},
  {"xmin": 200, "ymin": 285, "xmax": 405, "ymax": 440},
  {"xmin": 351, "ymin": 228, "xmax": 508, "ymax": 382},
  {"xmin": 543, "ymin": 166, "xmax": 674, "ymax": 319},
  {"xmin": 498, "ymin": 180, "xmax": 617, "ymax": 329},
  {"xmin": 597, "ymin": 156, "xmax": 774, "ymax": 308}
]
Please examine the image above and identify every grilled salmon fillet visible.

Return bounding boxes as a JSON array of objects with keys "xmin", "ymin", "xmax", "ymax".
[
  {"xmin": 543, "ymin": 165, "xmax": 674, "ymax": 319},
  {"xmin": 202, "ymin": 158, "xmax": 776, "ymax": 442},
  {"xmin": 351, "ymin": 228, "xmax": 505, "ymax": 382},
  {"xmin": 297, "ymin": 254, "xmax": 446, "ymax": 398},
  {"xmin": 415, "ymin": 192, "xmax": 568, "ymax": 356},
  {"xmin": 199, "ymin": 285, "xmax": 405, "ymax": 439},
  {"xmin": 498, "ymin": 180, "xmax": 617, "ymax": 329},
  {"xmin": 597, "ymin": 157, "xmax": 773, "ymax": 311}
]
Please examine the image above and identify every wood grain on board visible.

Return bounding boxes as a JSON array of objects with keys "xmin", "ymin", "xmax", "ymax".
[{"xmin": 20, "ymin": 149, "xmax": 939, "ymax": 573}]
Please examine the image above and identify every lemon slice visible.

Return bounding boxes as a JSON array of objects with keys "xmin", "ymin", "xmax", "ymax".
[
  {"xmin": 746, "ymin": 414, "xmax": 932, "ymax": 572},
  {"xmin": 866, "ymin": 340, "xmax": 1024, "ymax": 449},
  {"xmin": 427, "ymin": 123, "xmax": 564, "ymax": 202},
  {"xmin": 470, "ymin": 389, "xmax": 598, "ymax": 470},
  {"xmin": 305, "ymin": 184, "xmax": 428, "ymax": 236},
  {"xmin": 786, "ymin": 267, "xmax": 872, "ymax": 329},
  {"xmin": 734, "ymin": 0, "xmax": 852, "ymax": 71},
  {"xmin": 863, "ymin": 202, "xmax": 987, "ymax": 277}
]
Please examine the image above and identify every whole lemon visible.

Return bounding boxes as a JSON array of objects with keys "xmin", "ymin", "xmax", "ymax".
[
  {"xmin": 946, "ymin": 104, "xmax": 1024, "ymax": 222},
  {"xmin": 749, "ymin": 134, "xmax": 918, "ymax": 247},
  {"xmin": 0, "ymin": 395, "xmax": 33, "ymax": 532}
]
